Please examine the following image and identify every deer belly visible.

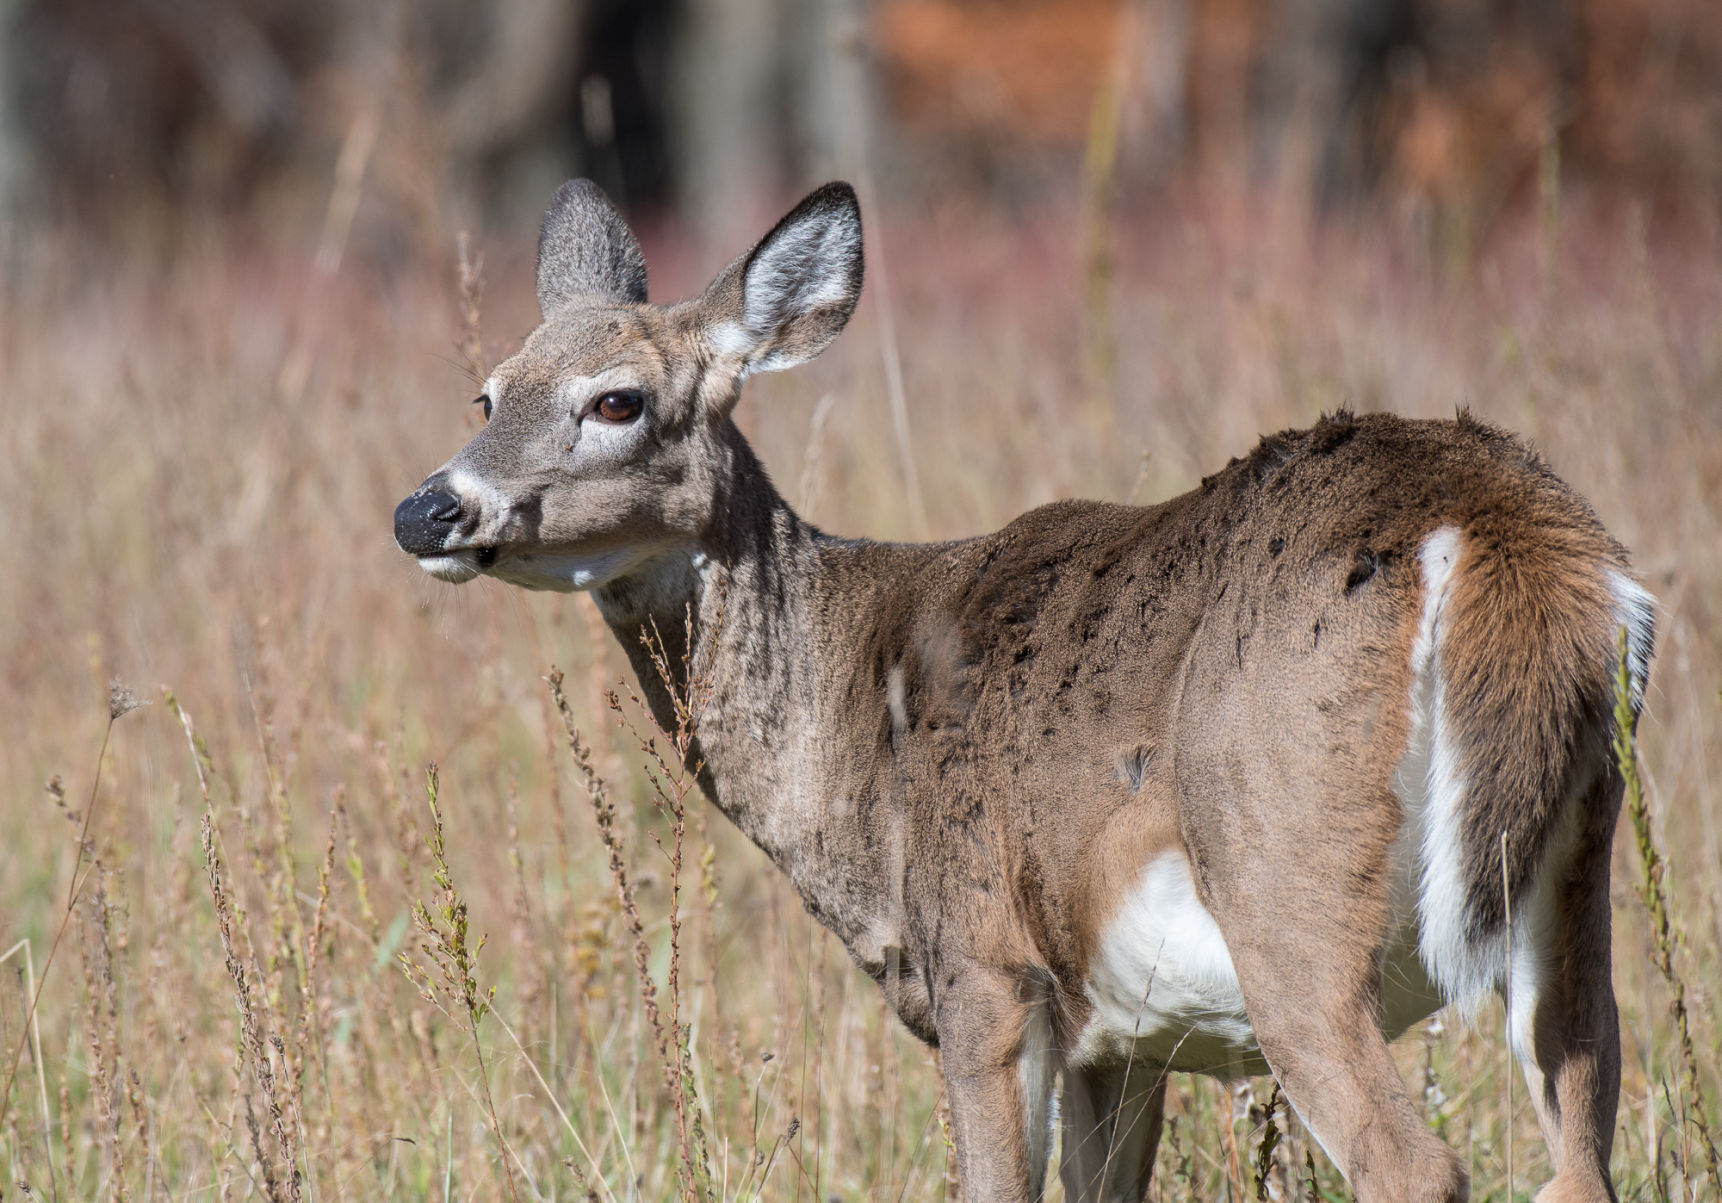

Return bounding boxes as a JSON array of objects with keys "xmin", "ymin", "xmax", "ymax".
[
  {"xmin": 1074, "ymin": 851, "xmax": 1267, "ymax": 1077},
  {"xmin": 1074, "ymin": 850, "xmax": 1443, "ymax": 1077}
]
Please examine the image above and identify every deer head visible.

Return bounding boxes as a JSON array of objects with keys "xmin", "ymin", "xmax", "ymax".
[{"xmin": 393, "ymin": 179, "xmax": 863, "ymax": 594}]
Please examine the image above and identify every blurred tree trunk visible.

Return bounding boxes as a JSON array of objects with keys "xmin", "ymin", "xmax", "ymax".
[
  {"xmin": 1258, "ymin": 0, "xmax": 1359, "ymax": 200},
  {"xmin": 0, "ymin": 8, "xmax": 25, "ymax": 232},
  {"xmin": 671, "ymin": 0, "xmax": 877, "ymax": 249},
  {"xmin": 790, "ymin": 0, "xmax": 872, "ymax": 184},
  {"xmin": 671, "ymin": 0, "xmax": 783, "ymax": 248},
  {"xmin": 442, "ymin": 0, "xmax": 587, "ymax": 230},
  {"xmin": 1127, "ymin": 0, "xmax": 1192, "ymax": 184}
]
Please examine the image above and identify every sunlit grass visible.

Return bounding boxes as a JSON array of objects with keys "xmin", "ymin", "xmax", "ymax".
[{"xmin": 0, "ymin": 192, "xmax": 1718, "ymax": 1199}]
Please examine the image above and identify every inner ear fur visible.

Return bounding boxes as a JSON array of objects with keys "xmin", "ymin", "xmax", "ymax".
[
  {"xmin": 697, "ymin": 182, "xmax": 864, "ymax": 402},
  {"xmin": 537, "ymin": 179, "xmax": 649, "ymax": 313}
]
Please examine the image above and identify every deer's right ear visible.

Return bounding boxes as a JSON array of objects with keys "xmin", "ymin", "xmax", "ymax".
[
  {"xmin": 537, "ymin": 179, "xmax": 648, "ymax": 313},
  {"xmin": 697, "ymin": 182, "xmax": 863, "ymax": 406}
]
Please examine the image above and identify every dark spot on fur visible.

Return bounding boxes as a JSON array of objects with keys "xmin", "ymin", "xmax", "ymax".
[
  {"xmin": 1268, "ymin": 536, "xmax": 1285, "ymax": 557},
  {"xmin": 1345, "ymin": 547, "xmax": 1396, "ymax": 593},
  {"xmin": 1115, "ymin": 744, "xmax": 1154, "ymax": 791}
]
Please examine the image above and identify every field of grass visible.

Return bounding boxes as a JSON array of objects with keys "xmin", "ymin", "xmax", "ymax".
[{"xmin": 1, "ymin": 189, "xmax": 1719, "ymax": 1200}]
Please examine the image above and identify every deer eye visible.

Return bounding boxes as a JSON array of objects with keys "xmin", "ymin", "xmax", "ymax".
[
  {"xmin": 590, "ymin": 390, "xmax": 645, "ymax": 424},
  {"xmin": 473, "ymin": 394, "xmax": 492, "ymax": 421}
]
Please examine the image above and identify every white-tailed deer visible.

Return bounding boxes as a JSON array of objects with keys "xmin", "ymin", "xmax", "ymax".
[{"xmin": 395, "ymin": 180, "xmax": 1653, "ymax": 1202}]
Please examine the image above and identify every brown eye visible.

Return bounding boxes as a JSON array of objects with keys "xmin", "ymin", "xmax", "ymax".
[
  {"xmin": 474, "ymin": 394, "xmax": 492, "ymax": 420},
  {"xmin": 593, "ymin": 390, "xmax": 644, "ymax": 424}
]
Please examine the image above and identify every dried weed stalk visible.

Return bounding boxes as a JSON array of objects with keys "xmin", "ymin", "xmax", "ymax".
[
  {"xmin": 1251, "ymin": 1080, "xmax": 1284, "ymax": 1201},
  {"xmin": 79, "ymin": 859, "xmax": 130, "ymax": 1199},
  {"xmin": 174, "ymin": 691, "xmax": 303, "ymax": 1203},
  {"xmin": 547, "ymin": 599, "xmax": 723, "ymax": 1201},
  {"xmin": 547, "ymin": 668, "xmax": 670, "ymax": 1065},
  {"xmin": 1615, "ymin": 628, "xmax": 1721, "ymax": 1189},
  {"xmin": 397, "ymin": 763, "xmax": 520, "ymax": 1203},
  {"xmin": 0, "ymin": 681, "xmax": 146, "ymax": 1149},
  {"xmin": 456, "ymin": 231, "xmax": 486, "ymax": 383},
  {"xmin": 614, "ymin": 611, "xmax": 721, "ymax": 1198}
]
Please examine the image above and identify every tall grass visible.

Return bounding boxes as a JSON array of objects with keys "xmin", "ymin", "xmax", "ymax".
[
  {"xmin": 1, "ymin": 190, "xmax": 1719, "ymax": 1199},
  {"xmin": 1616, "ymin": 630, "xmax": 1721, "ymax": 1195}
]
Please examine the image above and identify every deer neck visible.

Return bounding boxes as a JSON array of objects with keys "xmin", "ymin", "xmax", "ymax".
[{"xmin": 591, "ymin": 430, "xmax": 894, "ymax": 951}]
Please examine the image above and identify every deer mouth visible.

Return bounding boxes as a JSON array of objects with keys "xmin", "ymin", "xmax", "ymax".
[{"xmin": 415, "ymin": 545, "xmax": 497, "ymax": 583}]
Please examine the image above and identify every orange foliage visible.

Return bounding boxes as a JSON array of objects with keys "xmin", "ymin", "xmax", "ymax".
[
  {"xmin": 876, "ymin": 0, "xmax": 1126, "ymax": 144},
  {"xmin": 875, "ymin": 0, "xmax": 1721, "ymax": 215}
]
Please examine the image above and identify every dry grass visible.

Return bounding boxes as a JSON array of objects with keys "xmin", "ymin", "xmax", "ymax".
[{"xmin": 1, "ymin": 188, "xmax": 1719, "ymax": 1200}]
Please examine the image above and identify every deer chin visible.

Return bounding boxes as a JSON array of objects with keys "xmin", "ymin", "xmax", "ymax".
[{"xmin": 416, "ymin": 553, "xmax": 482, "ymax": 583}]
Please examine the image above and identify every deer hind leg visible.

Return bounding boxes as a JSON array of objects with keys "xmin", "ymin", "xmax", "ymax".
[
  {"xmin": 1184, "ymin": 765, "xmax": 1468, "ymax": 1203},
  {"xmin": 1057, "ymin": 1057, "xmax": 1167, "ymax": 1203},
  {"xmin": 1509, "ymin": 776, "xmax": 1621, "ymax": 1203},
  {"xmin": 1220, "ymin": 893, "xmax": 1468, "ymax": 1201}
]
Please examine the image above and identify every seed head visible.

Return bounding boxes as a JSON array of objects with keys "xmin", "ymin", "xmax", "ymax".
[{"xmin": 107, "ymin": 678, "xmax": 147, "ymax": 721}]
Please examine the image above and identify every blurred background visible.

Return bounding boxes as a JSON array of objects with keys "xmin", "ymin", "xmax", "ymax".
[
  {"xmin": 2, "ymin": 2, "xmax": 1721, "ymax": 1199},
  {"xmin": 4, "ymin": 0, "xmax": 1719, "ymax": 254}
]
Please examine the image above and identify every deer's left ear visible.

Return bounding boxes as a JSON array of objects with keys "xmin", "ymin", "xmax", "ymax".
[
  {"xmin": 699, "ymin": 182, "xmax": 864, "ymax": 390},
  {"xmin": 537, "ymin": 179, "xmax": 649, "ymax": 313}
]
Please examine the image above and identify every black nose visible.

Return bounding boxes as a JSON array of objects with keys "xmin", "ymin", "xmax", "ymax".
[{"xmin": 394, "ymin": 489, "xmax": 462, "ymax": 555}]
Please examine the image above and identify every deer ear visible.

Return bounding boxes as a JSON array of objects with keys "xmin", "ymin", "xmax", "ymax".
[
  {"xmin": 536, "ymin": 179, "xmax": 648, "ymax": 313},
  {"xmin": 701, "ymin": 182, "xmax": 863, "ymax": 382}
]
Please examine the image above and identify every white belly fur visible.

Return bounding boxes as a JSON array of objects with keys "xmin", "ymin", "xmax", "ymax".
[
  {"xmin": 1075, "ymin": 851, "xmax": 1263, "ymax": 1077},
  {"xmin": 1075, "ymin": 849, "xmax": 1444, "ymax": 1078}
]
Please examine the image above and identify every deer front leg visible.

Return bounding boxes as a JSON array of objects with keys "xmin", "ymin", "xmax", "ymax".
[
  {"xmin": 1058, "ymin": 1057, "xmax": 1167, "ymax": 1202},
  {"xmin": 936, "ymin": 969, "xmax": 1058, "ymax": 1202}
]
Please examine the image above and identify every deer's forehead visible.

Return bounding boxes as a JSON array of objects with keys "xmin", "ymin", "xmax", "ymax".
[{"xmin": 499, "ymin": 306, "xmax": 683, "ymax": 395}]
